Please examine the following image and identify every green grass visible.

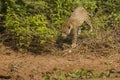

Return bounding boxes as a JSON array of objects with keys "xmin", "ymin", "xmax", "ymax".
[{"xmin": 42, "ymin": 68, "xmax": 117, "ymax": 80}]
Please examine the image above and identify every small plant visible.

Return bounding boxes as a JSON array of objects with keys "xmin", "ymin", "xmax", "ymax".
[{"xmin": 42, "ymin": 68, "xmax": 114, "ymax": 80}]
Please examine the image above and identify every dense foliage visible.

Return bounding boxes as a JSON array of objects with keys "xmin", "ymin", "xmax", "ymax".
[{"xmin": 0, "ymin": 0, "xmax": 120, "ymax": 50}]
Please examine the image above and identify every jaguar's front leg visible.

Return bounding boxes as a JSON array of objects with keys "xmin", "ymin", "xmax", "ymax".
[{"xmin": 71, "ymin": 28, "xmax": 78, "ymax": 48}]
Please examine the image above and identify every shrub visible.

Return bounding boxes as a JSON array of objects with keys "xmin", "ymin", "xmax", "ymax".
[{"xmin": 0, "ymin": 0, "xmax": 119, "ymax": 51}]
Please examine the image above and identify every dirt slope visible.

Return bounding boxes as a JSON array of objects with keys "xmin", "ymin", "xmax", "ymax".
[{"xmin": 0, "ymin": 45, "xmax": 120, "ymax": 80}]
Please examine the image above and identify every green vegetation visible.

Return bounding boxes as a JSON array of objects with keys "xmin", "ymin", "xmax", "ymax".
[
  {"xmin": 42, "ymin": 68, "xmax": 115, "ymax": 80},
  {"xmin": 0, "ymin": 0, "xmax": 120, "ymax": 51}
]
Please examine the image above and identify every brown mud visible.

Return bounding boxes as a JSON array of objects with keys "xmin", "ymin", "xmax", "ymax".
[{"xmin": 0, "ymin": 45, "xmax": 120, "ymax": 80}]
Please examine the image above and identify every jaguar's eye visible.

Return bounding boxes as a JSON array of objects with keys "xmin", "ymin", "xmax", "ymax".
[{"xmin": 68, "ymin": 26, "xmax": 70, "ymax": 29}]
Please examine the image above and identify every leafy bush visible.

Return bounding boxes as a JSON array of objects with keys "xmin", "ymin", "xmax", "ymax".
[{"xmin": 0, "ymin": 0, "xmax": 119, "ymax": 51}]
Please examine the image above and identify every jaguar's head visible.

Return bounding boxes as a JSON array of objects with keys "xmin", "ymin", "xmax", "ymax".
[{"xmin": 61, "ymin": 24, "xmax": 73, "ymax": 39}]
